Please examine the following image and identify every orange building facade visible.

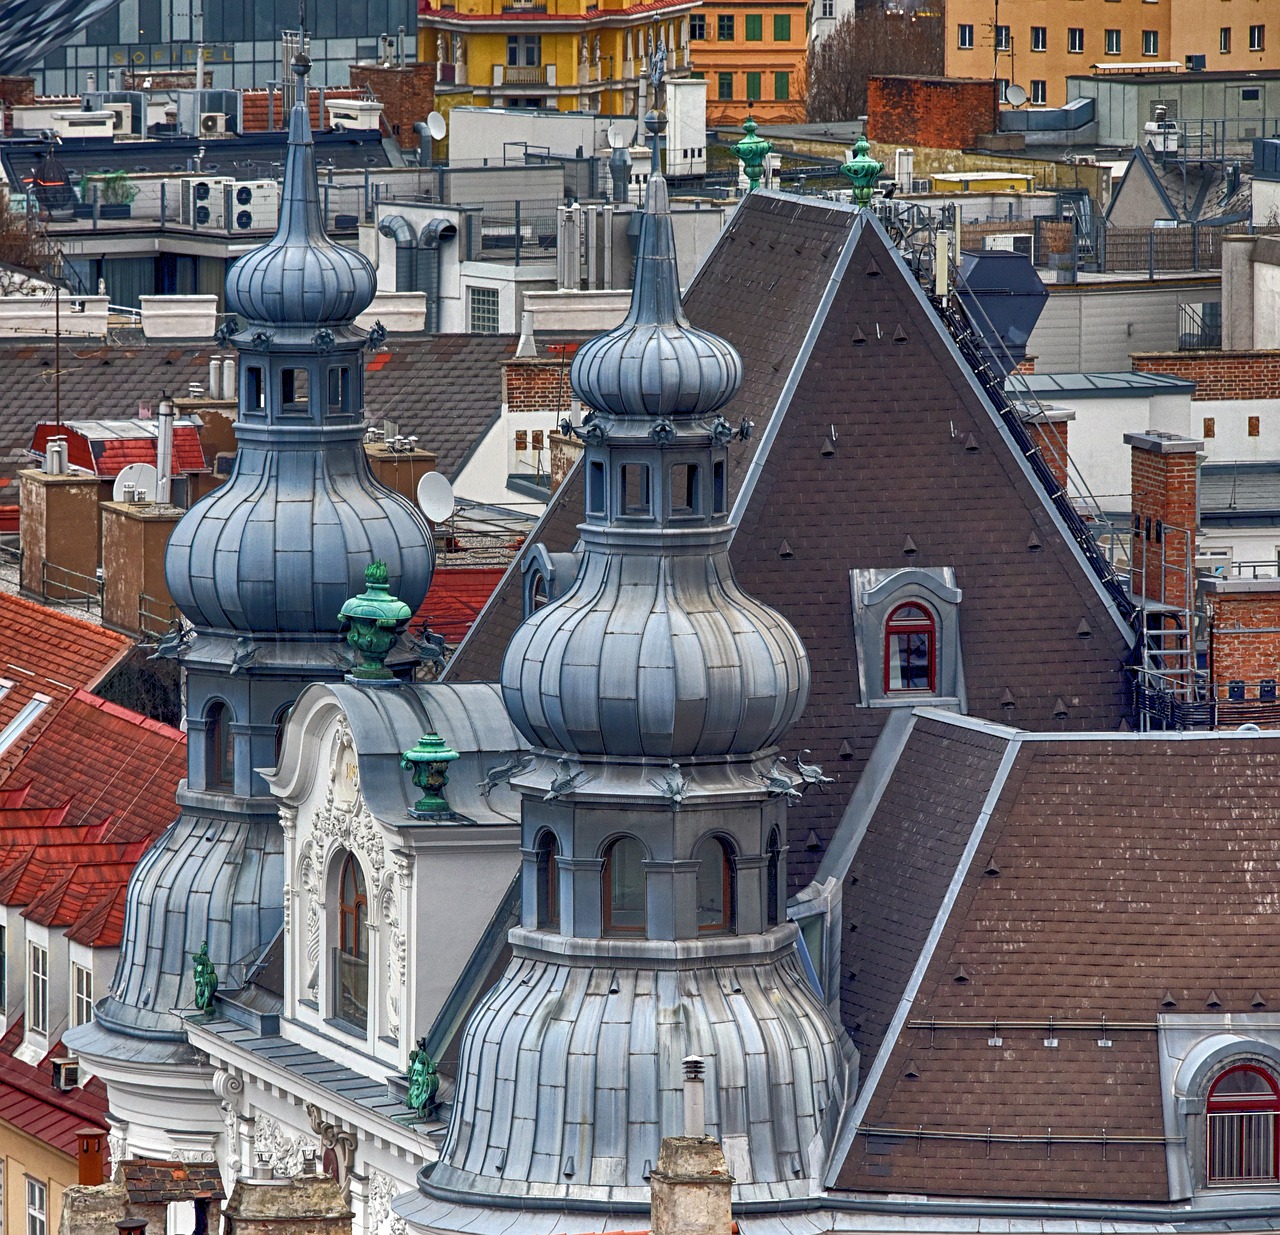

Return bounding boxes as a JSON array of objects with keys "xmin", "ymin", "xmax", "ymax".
[
  {"xmin": 944, "ymin": 0, "xmax": 1280, "ymax": 108},
  {"xmin": 692, "ymin": 0, "xmax": 808, "ymax": 124}
]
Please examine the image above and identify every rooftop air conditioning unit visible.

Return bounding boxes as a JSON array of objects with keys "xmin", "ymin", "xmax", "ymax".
[
  {"xmin": 180, "ymin": 176, "xmax": 231, "ymax": 229},
  {"xmin": 227, "ymin": 180, "xmax": 280, "ymax": 231},
  {"xmin": 51, "ymin": 1057, "xmax": 80, "ymax": 1092},
  {"xmin": 199, "ymin": 111, "xmax": 227, "ymax": 136},
  {"xmin": 103, "ymin": 101, "xmax": 132, "ymax": 136}
]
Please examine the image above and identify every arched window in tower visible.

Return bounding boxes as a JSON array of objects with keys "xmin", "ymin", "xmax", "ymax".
[
  {"xmin": 766, "ymin": 828, "xmax": 782, "ymax": 927},
  {"xmin": 1207, "ymin": 1064, "xmax": 1280, "ymax": 1183},
  {"xmin": 205, "ymin": 701, "xmax": 234, "ymax": 789},
  {"xmin": 336, "ymin": 853, "xmax": 369, "ymax": 1031},
  {"xmin": 272, "ymin": 701, "xmax": 294, "ymax": 766},
  {"xmin": 535, "ymin": 830, "xmax": 560, "ymax": 931},
  {"xmin": 603, "ymin": 837, "xmax": 646, "ymax": 934},
  {"xmin": 884, "ymin": 602, "xmax": 936, "ymax": 693},
  {"xmin": 694, "ymin": 836, "xmax": 735, "ymax": 933}
]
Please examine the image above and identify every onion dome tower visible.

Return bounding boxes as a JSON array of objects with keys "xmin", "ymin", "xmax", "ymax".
[
  {"xmin": 66, "ymin": 50, "xmax": 433, "ymax": 1161},
  {"xmin": 413, "ymin": 113, "xmax": 848, "ymax": 1227}
]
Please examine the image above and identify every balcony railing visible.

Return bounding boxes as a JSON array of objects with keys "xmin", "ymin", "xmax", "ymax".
[{"xmin": 493, "ymin": 64, "xmax": 553, "ymax": 86}]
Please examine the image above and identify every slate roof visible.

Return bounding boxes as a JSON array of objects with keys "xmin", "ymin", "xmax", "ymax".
[
  {"xmin": 1200, "ymin": 460, "xmax": 1280, "ymax": 524},
  {"xmin": 1111, "ymin": 143, "xmax": 1252, "ymax": 226},
  {"xmin": 446, "ymin": 193, "xmax": 1133, "ymax": 894},
  {"xmin": 121, "ymin": 1161, "xmax": 225, "ymax": 1203},
  {"xmin": 0, "ymin": 334, "xmax": 518, "ymax": 486},
  {"xmin": 833, "ymin": 714, "xmax": 1280, "ymax": 1204}
]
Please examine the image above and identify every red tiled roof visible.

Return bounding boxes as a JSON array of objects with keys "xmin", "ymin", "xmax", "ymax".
[
  {"xmin": 30, "ymin": 420, "xmax": 208, "ymax": 478},
  {"xmin": 420, "ymin": 0, "xmax": 692, "ymax": 16},
  {"xmin": 413, "ymin": 566, "xmax": 506, "ymax": 645},
  {"xmin": 0, "ymin": 784, "xmax": 32, "ymax": 807},
  {"xmin": 0, "ymin": 1018, "xmax": 108, "ymax": 1159},
  {"xmin": 5, "ymin": 689, "xmax": 185, "ymax": 845},
  {"xmin": 0, "ymin": 595, "xmax": 132, "ymax": 781}
]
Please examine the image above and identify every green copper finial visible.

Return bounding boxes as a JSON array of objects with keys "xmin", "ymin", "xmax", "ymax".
[
  {"xmin": 841, "ymin": 135, "xmax": 884, "ymax": 209},
  {"xmin": 406, "ymin": 1036, "xmax": 440, "ymax": 1119},
  {"xmin": 192, "ymin": 940, "xmax": 218, "ymax": 1012},
  {"xmin": 732, "ymin": 114, "xmax": 772, "ymax": 192},
  {"xmin": 337, "ymin": 561, "xmax": 413, "ymax": 680},
  {"xmin": 401, "ymin": 732, "xmax": 461, "ymax": 818}
]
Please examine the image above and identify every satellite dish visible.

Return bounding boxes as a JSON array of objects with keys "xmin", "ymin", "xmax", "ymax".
[
  {"xmin": 426, "ymin": 110, "xmax": 447, "ymax": 141},
  {"xmin": 607, "ymin": 122, "xmax": 634, "ymax": 150},
  {"xmin": 417, "ymin": 470, "xmax": 455, "ymax": 523},
  {"xmin": 1005, "ymin": 83, "xmax": 1028, "ymax": 107},
  {"xmin": 114, "ymin": 462, "xmax": 158, "ymax": 502}
]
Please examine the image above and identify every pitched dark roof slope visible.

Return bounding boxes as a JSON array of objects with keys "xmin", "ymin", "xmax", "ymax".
[
  {"xmin": 0, "ymin": 334, "xmax": 517, "ymax": 488},
  {"xmin": 836, "ymin": 719, "xmax": 1280, "ymax": 1203},
  {"xmin": 447, "ymin": 195, "xmax": 1133, "ymax": 893}
]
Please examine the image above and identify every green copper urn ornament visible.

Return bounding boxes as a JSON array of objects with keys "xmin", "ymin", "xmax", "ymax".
[
  {"xmin": 407, "ymin": 1036, "xmax": 440, "ymax": 1119},
  {"xmin": 192, "ymin": 940, "xmax": 218, "ymax": 1012},
  {"xmin": 401, "ymin": 731, "xmax": 460, "ymax": 817},
  {"xmin": 337, "ymin": 560, "xmax": 412, "ymax": 680},
  {"xmin": 841, "ymin": 135, "xmax": 885, "ymax": 208},
  {"xmin": 733, "ymin": 115, "xmax": 772, "ymax": 192}
]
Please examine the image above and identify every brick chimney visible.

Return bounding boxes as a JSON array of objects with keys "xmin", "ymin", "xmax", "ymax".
[
  {"xmin": 101, "ymin": 499, "xmax": 184, "ymax": 637},
  {"xmin": 650, "ymin": 1057, "xmax": 733, "ymax": 1235},
  {"xmin": 222, "ymin": 1160, "xmax": 352, "ymax": 1235},
  {"xmin": 347, "ymin": 62, "xmax": 436, "ymax": 149},
  {"xmin": 1202, "ymin": 575, "xmax": 1280, "ymax": 726},
  {"xmin": 1019, "ymin": 404, "xmax": 1073, "ymax": 493},
  {"xmin": 1125, "ymin": 431, "xmax": 1202, "ymax": 607},
  {"xmin": 19, "ymin": 467, "xmax": 102, "ymax": 603}
]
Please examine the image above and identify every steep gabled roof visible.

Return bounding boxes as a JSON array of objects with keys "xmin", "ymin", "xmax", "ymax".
[
  {"xmin": 447, "ymin": 195, "xmax": 1133, "ymax": 893},
  {"xmin": 5, "ymin": 688, "xmax": 186, "ymax": 843},
  {"xmin": 832, "ymin": 715, "xmax": 1280, "ymax": 1204}
]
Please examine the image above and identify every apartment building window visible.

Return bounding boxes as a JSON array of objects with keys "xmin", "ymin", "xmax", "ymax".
[
  {"xmin": 746, "ymin": 71, "xmax": 761, "ymax": 100},
  {"xmin": 996, "ymin": 77, "xmax": 1010, "ymax": 102},
  {"xmin": 718, "ymin": 71, "xmax": 733, "ymax": 98},
  {"xmin": 28, "ymin": 944, "xmax": 47, "ymax": 1035},
  {"xmin": 1221, "ymin": 26, "xmax": 1231, "ymax": 53},
  {"xmin": 775, "ymin": 70, "xmax": 790, "ymax": 99},
  {"xmin": 1250, "ymin": 24, "xmax": 1265, "ymax": 51},
  {"xmin": 745, "ymin": 13, "xmax": 762, "ymax": 38},
  {"xmin": 1143, "ymin": 29, "xmax": 1159, "ymax": 55},
  {"xmin": 1031, "ymin": 26, "xmax": 1046, "ymax": 51},
  {"xmin": 774, "ymin": 13, "xmax": 791, "ymax": 40},
  {"xmin": 821, "ymin": 0, "xmax": 834, "ymax": 17},
  {"xmin": 25, "ymin": 1179, "xmax": 45, "ymax": 1235},
  {"xmin": 1067, "ymin": 27, "xmax": 1084, "ymax": 53},
  {"xmin": 1105, "ymin": 29, "xmax": 1121, "ymax": 55},
  {"xmin": 468, "ymin": 287, "xmax": 500, "ymax": 334},
  {"xmin": 71, "ymin": 963, "xmax": 92, "ymax": 1028},
  {"xmin": 958, "ymin": 23, "xmax": 973, "ymax": 48},
  {"xmin": 506, "ymin": 34, "xmax": 541, "ymax": 65},
  {"xmin": 1031, "ymin": 79, "xmax": 1047, "ymax": 104},
  {"xmin": 995, "ymin": 23, "xmax": 1010, "ymax": 50},
  {"xmin": 717, "ymin": 13, "xmax": 734, "ymax": 39},
  {"xmin": 689, "ymin": 12, "xmax": 705, "ymax": 37}
]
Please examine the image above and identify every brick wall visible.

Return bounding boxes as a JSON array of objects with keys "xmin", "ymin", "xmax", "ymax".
[
  {"xmin": 1127, "ymin": 435, "xmax": 1199, "ymax": 606},
  {"xmin": 1132, "ymin": 351, "xmax": 1280, "ymax": 401},
  {"xmin": 1026, "ymin": 420, "xmax": 1068, "ymax": 492},
  {"xmin": 239, "ymin": 88, "xmax": 367, "ymax": 133},
  {"xmin": 1208, "ymin": 591, "xmax": 1280, "ymax": 690},
  {"xmin": 503, "ymin": 352, "xmax": 577, "ymax": 413},
  {"xmin": 348, "ymin": 62, "xmax": 436, "ymax": 148},
  {"xmin": 549, "ymin": 431, "xmax": 582, "ymax": 493},
  {"xmin": 867, "ymin": 75, "xmax": 998, "ymax": 150}
]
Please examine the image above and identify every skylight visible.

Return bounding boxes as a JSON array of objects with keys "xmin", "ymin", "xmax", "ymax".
[{"xmin": 0, "ymin": 694, "xmax": 52, "ymax": 755}]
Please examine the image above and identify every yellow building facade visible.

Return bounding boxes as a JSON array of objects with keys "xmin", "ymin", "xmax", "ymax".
[
  {"xmin": 693, "ymin": 0, "xmax": 809, "ymax": 124},
  {"xmin": 0, "ymin": 1128, "xmax": 78, "ymax": 1235},
  {"xmin": 944, "ymin": 0, "xmax": 1280, "ymax": 107},
  {"xmin": 419, "ymin": 0, "xmax": 701, "ymax": 115}
]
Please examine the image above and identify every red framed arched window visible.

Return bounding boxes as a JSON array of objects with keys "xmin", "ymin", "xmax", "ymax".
[
  {"xmin": 1207, "ymin": 1064, "xmax": 1280, "ymax": 1184},
  {"xmin": 884, "ymin": 602, "xmax": 936, "ymax": 693},
  {"xmin": 336, "ymin": 853, "xmax": 369, "ymax": 1030}
]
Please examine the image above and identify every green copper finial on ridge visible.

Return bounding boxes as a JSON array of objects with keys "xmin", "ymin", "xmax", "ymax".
[
  {"xmin": 337, "ymin": 560, "xmax": 412, "ymax": 680},
  {"xmin": 401, "ymin": 732, "xmax": 461, "ymax": 818},
  {"xmin": 733, "ymin": 115, "xmax": 772, "ymax": 192},
  {"xmin": 841, "ymin": 135, "xmax": 884, "ymax": 209}
]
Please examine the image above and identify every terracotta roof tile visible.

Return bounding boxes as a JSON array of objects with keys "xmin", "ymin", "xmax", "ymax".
[
  {"xmin": 121, "ymin": 1161, "xmax": 225, "ymax": 1203},
  {"xmin": 413, "ymin": 566, "xmax": 506, "ymax": 645}
]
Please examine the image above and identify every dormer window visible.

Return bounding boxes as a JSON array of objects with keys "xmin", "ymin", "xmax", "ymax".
[
  {"xmin": 884, "ymin": 602, "xmax": 936, "ymax": 693},
  {"xmin": 1207, "ymin": 1065, "xmax": 1279, "ymax": 1183}
]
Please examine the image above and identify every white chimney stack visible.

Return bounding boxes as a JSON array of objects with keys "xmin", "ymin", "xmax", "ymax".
[
  {"xmin": 681, "ymin": 1055, "xmax": 706, "ymax": 1138},
  {"xmin": 156, "ymin": 396, "xmax": 174, "ymax": 504},
  {"xmin": 208, "ymin": 355, "xmax": 223, "ymax": 400}
]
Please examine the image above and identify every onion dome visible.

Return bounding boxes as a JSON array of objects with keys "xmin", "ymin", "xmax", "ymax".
[
  {"xmin": 570, "ymin": 170, "xmax": 742, "ymax": 419},
  {"xmin": 225, "ymin": 56, "xmax": 376, "ymax": 329},
  {"xmin": 165, "ymin": 453, "xmax": 432, "ymax": 636},
  {"xmin": 502, "ymin": 536, "xmax": 807, "ymax": 758}
]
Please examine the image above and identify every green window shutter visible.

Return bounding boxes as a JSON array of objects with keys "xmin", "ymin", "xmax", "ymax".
[
  {"xmin": 745, "ymin": 13, "xmax": 762, "ymax": 39},
  {"xmin": 746, "ymin": 71, "xmax": 761, "ymax": 99},
  {"xmin": 774, "ymin": 13, "xmax": 790, "ymax": 40},
  {"xmin": 774, "ymin": 70, "xmax": 789, "ymax": 99}
]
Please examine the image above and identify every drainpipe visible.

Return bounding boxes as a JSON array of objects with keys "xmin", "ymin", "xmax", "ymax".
[{"xmin": 378, "ymin": 214, "xmax": 416, "ymax": 291}]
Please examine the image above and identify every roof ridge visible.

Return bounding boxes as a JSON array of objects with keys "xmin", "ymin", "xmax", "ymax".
[{"xmin": 68, "ymin": 688, "xmax": 185, "ymax": 740}]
